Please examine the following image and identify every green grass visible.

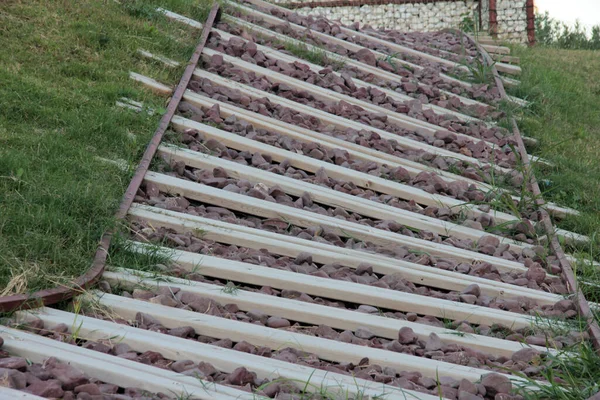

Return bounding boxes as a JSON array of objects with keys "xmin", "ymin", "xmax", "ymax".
[
  {"xmin": 505, "ymin": 45, "xmax": 600, "ymax": 399},
  {"xmin": 507, "ymin": 47, "xmax": 600, "ymax": 259},
  {"xmin": 0, "ymin": 0, "xmax": 215, "ymax": 294},
  {"xmin": 274, "ymin": 37, "xmax": 346, "ymax": 71}
]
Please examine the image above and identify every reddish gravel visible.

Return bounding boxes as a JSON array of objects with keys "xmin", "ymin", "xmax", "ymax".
[
  {"xmin": 176, "ymin": 101, "xmax": 540, "ymax": 232},
  {"xmin": 5, "ymin": 320, "xmax": 292, "ymax": 399},
  {"xmin": 203, "ymin": 57, "xmax": 515, "ymax": 166},
  {"xmin": 237, "ymin": 0, "xmax": 481, "ymax": 63},
  {"xmin": 267, "ymin": 9, "xmax": 461, "ymax": 73},
  {"xmin": 17, "ymin": 311, "xmax": 507, "ymax": 400},
  {"xmin": 123, "ymin": 236, "xmax": 583, "ymax": 361},
  {"xmin": 259, "ymin": 6, "xmax": 484, "ymax": 79},
  {"xmin": 206, "ymin": 34, "xmax": 515, "ymax": 154},
  {"xmin": 96, "ymin": 282, "xmax": 539, "ymax": 399},
  {"xmin": 136, "ymin": 170, "xmax": 569, "ymax": 297},
  {"xmin": 214, "ymin": 21, "xmax": 496, "ymax": 119},
  {"xmin": 358, "ymin": 27, "xmax": 480, "ymax": 63},
  {"xmin": 116, "ymin": 239, "xmax": 576, "ymax": 356},
  {"xmin": 187, "ymin": 74, "xmax": 526, "ymax": 188},
  {"xmin": 342, "ymin": 61, "xmax": 497, "ymax": 120},
  {"xmin": 133, "ymin": 215, "xmax": 578, "ymax": 324},
  {"xmin": 105, "ymin": 282, "xmax": 560, "ymax": 382},
  {"xmin": 0, "ymin": 334, "xmax": 173, "ymax": 399},
  {"xmin": 221, "ymin": 10, "xmax": 502, "ymax": 105},
  {"xmin": 185, "ymin": 78, "xmax": 499, "ymax": 183}
]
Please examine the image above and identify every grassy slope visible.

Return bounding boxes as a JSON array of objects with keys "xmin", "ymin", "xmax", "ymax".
[
  {"xmin": 507, "ymin": 47, "xmax": 600, "ymax": 294},
  {"xmin": 507, "ymin": 47, "xmax": 600, "ymax": 398},
  {"xmin": 0, "ymin": 0, "xmax": 214, "ymax": 294}
]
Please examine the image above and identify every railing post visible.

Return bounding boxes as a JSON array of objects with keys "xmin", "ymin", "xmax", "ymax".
[
  {"xmin": 488, "ymin": 0, "xmax": 498, "ymax": 37},
  {"xmin": 525, "ymin": 0, "xmax": 536, "ymax": 45}
]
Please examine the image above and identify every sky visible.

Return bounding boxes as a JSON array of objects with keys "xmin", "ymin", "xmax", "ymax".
[{"xmin": 535, "ymin": 0, "xmax": 600, "ymax": 31}]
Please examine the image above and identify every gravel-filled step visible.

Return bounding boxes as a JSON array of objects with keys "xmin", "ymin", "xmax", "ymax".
[
  {"xmin": 132, "ymin": 214, "xmax": 574, "ymax": 319},
  {"xmin": 206, "ymin": 34, "xmax": 512, "ymax": 147},
  {"xmin": 172, "ymin": 112, "xmax": 542, "ymax": 242},
  {"xmin": 221, "ymin": 11, "xmax": 501, "ymax": 106},
  {"xmin": 187, "ymin": 75, "xmax": 525, "ymax": 187},
  {"xmin": 103, "ymin": 281, "xmax": 560, "ymax": 382},
  {"xmin": 200, "ymin": 47, "xmax": 515, "ymax": 168},
  {"xmin": 0, "ymin": 335, "xmax": 175, "ymax": 399},
  {"xmin": 136, "ymin": 176, "xmax": 567, "ymax": 292},
  {"xmin": 4, "ymin": 319, "xmax": 296, "ymax": 399},
  {"xmin": 214, "ymin": 20, "xmax": 493, "ymax": 119},
  {"xmin": 359, "ymin": 27, "xmax": 480, "ymax": 63},
  {"xmin": 89, "ymin": 287, "xmax": 529, "ymax": 400},
  {"xmin": 263, "ymin": 7, "xmax": 466, "ymax": 73}
]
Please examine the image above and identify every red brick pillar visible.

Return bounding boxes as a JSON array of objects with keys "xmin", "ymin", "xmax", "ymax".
[
  {"xmin": 525, "ymin": 0, "xmax": 536, "ymax": 45},
  {"xmin": 489, "ymin": 0, "xmax": 498, "ymax": 37}
]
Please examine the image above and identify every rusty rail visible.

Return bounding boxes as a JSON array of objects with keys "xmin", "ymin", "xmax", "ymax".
[{"xmin": 0, "ymin": 3, "xmax": 221, "ymax": 313}]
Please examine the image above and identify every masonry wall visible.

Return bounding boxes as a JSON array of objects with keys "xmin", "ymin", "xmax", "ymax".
[
  {"xmin": 495, "ymin": 0, "xmax": 528, "ymax": 42},
  {"xmin": 480, "ymin": 0, "xmax": 490, "ymax": 31},
  {"xmin": 291, "ymin": 1, "xmax": 478, "ymax": 33},
  {"xmin": 268, "ymin": 0, "xmax": 532, "ymax": 43}
]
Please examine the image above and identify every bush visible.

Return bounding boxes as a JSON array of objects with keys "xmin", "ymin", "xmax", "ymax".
[{"xmin": 535, "ymin": 12, "xmax": 600, "ymax": 50}]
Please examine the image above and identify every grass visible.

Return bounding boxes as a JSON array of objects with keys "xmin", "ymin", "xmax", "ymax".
[
  {"xmin": 502, "ymin": 44, "xmax": 600, "ymax": 399},
  {"xmin": 0, "ymin": 0, "xmax": 216, "ymax": 294},
  {"xmin": 278, "ymin": 38, "xmax": 346, "ymax": 71},
  {"xmin": 108, "ymin": 231, "xmax": 175, "ymax": 274},
  {"xmin": 506, "ymin": 46, "xmax": 600, "ymax": 259},
  {"xmin": 449, "ymin": 57, "xmax": 496, "ymax": 85},
  {"xmin": 377, "ymin": 52, "xmax": 414, "ymax": 75},
  {"xmin": 220, "ymin": 281, "xmax": 241, "ymax": 295},
  {"xmin": 516, "ymin": 341, "xmax": 600, "ymax": 399}
]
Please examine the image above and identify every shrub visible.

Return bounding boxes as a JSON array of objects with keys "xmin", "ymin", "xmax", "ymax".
[{"xmin": 535, "ymin": 12, "xmax": 600, "ymax": 50}]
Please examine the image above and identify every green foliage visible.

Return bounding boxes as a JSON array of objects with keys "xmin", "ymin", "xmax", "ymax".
[
  {"xmin": 518, "ymin": 342, "xmax": 600, "ymax": 399},
  {"xmin": 499, "ymin": 48, "xmax": 600, "ymax": 399},
  {"xmin": 535, "ymin": 12, "xmax": 600, "ymax": 50},
  {"xmin": 458, "ymin": 11, "xmax": 476, "ymax": 33},
  {"xmin": 0, "ymin": 0, "xmax": 212, "ymax": 292},
  {"xmin": 507, "ymin": 44, "xmax": 600, "ymax": 259},
  {"xmin": 280, "ymin": 39, "xmax": 346, "ymax": 71},
  {"xmin": 465, "ymin": 58, "xmax": 496, "ymax": 84}
]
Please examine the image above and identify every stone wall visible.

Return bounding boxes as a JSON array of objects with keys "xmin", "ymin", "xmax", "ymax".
[
  {"xmin": 290, "ymin": 1, "xmax": 480, "ymax": 33},
  {"xmin": 480, "ymin": 0, "xmax": 490, "ymax": 31},
  {"xmin": 268, "ymin": 0, "xmax": 533, "ymax": 43},
  {"xmin": 495, "ymin": 0, "xmax": 528, "ymax": 42}
]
